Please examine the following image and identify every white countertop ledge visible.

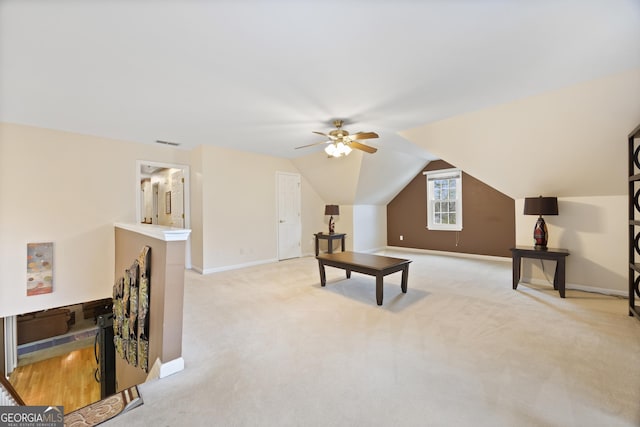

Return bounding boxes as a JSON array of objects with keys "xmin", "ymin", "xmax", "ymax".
[{"xmin": 115, "ymin": 223, "xmax": 192, "ymax": 241}]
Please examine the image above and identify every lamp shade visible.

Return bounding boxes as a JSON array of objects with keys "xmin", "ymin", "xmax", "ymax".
[
  {"xmin": 523, "ymin": 196, "xmax": 558, "ymax": 216},
  {"xmin": 324, "ymin": 205, "xmax": 339, "ymax": 216}
]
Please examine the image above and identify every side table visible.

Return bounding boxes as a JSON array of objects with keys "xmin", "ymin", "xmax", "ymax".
[
  {"xmin": 510, "ymin": 246, "xmax": 570, "ymax": 298},
  {"xmin": 314, "ymin": 233, "xmax": 346, "ymax": 256}
]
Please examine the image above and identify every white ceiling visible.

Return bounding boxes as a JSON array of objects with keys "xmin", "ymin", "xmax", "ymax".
[{"xmin": 1, "ymin": 1, "xmax": 639, "ymax": 202}]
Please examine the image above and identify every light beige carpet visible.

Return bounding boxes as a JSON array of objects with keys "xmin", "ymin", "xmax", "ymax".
[{"xmin": 111, "ymin": 250, "xmax": 640, "ymax": 427}]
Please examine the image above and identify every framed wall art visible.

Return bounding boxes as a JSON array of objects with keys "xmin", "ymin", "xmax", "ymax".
[
  {"xmin": 27, "ymin": 242, "xmax": 54, "ymax": 296},
  {"xmin": 165, "ymin": 191, "xmax": 171, "ymax": 214}
]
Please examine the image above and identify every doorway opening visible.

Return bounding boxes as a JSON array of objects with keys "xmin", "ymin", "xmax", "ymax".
[
  {"xmin": 136, "ymin": 160, "xmax": 191, "ymax": 268},
  {"xmin": 137, "ymin": 161, "xmax": 189, "ymax": 228}
]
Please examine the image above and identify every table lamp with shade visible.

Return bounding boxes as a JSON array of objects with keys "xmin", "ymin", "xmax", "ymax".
[
  {"xmin": 523, "ymin": 196, "xmax": 558, "ymax": 250},
  {"xmin": 325, "ymin": 205, "xmax": 339, "ymax": 234}
]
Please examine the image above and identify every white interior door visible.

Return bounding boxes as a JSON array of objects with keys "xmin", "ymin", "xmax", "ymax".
[{"xmin": 277, "ymin": 172, "xmax": 301, "ymax": 260}]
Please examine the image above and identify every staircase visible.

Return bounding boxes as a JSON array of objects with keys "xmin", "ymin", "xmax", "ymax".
[{"xmin": 0, "ymin": 375, "xmax": 24, "ymax": 406}]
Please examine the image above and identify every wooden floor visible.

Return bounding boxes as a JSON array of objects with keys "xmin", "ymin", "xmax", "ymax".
[{"xmin": 9, "ymin": 346, "xmax": 100, "ymax": 414}]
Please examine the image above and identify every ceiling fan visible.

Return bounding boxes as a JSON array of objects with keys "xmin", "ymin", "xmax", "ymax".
[{"xmin": 295, "ymin": 119, "xmax": 379, "ymax": 157}]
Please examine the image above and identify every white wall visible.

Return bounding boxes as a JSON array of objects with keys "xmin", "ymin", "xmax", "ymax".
[
  {"xmin": 353, "ymin": 205, "xmax": 387, "ymax": 252},
  {"xmin": 402, "ymin": 68, "xmax": 640, "ymax": 200},
  {"xmin": 292, "ymin": 146, "xmax": 431, "ymax": 206},
  {"xmin": 188, "ymin": 146, "xmax": 204, "ymax": 271},
  {"xmin": 292, "ymin": 150, "xmax": 363, "ymax": 205},
  {"xmin": 317, "ymin": 204, "xmax": 386, "ymax": 253},
  {"xmin": 515, "ymin": 196, "xmax": 627, "ymax": 294},
  {"xmin": 336, "ymin": 206, "xmax": 354, "ymax": 252},
  {"xmin": 195, "ymin": 145, "xmax": 325, "ymax": 272},
  {"xmin": 0, "ymin": 123, "xmax": 190, "ymax": 317},
  {"xmin": 300, "ymin": 176, "xmax": 327, "ymax": 256}
]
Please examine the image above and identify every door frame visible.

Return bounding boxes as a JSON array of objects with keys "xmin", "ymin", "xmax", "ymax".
[
  {"xmin": 136, "ymin": 160, "xmax": 191, "ymax": 268},
  {"xmin": 3, "ymin": 316, "xmax": 17, "ymax": 376}
]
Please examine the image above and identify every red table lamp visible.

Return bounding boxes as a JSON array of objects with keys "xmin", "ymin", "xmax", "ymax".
[
  {"xmin": 523, "ymin": 196, "xmax": 558, "ymax": 250},
  {"xmin": 324, "ymin": 205, "xmax": 339, "ymax": 234}
]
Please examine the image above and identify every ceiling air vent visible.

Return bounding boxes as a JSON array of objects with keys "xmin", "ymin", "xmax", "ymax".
[{"xmin": 155, "ymin": 140, "xmax": 180, "ymax": 147}]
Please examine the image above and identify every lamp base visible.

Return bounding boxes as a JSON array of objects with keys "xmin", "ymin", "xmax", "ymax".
[
  {"xmin": 329, "ymin": 216, "xmax": 335, "ymax": 234},
  {"xmin": 533, "ymin": 216, "xmax": 548, "ymax": 249}
]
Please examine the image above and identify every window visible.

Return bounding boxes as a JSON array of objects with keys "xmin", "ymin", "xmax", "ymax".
[{"xmin": 424, "ymin": 168, "xmax": 462, "ymax": 231}]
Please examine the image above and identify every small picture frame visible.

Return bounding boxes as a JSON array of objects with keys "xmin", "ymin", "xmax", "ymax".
[{"xmin": 165, "ymin": 191, "xmax": 171, "ymax": 214}]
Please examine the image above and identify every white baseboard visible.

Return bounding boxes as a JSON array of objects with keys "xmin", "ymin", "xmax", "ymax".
[
  {"xmin": 385, "ymin": 246, "xmax": 511, "ymax": 263},
  {"xmin": 520, "ymin": 277, "xmax": 627, "ymax": 298},
  {"xmin": 195, "ymin": 258, "xmax": 279, "ymax": 275},
  {"xmin": 357, "ymin": 246, "xmax": 388, "ymax": 254},
  {"xmin": 159, "ymin": 357, "xmax": 184, "ymax": 378},
  {"xmin": 191, "ymin": 248, "xmax": 627, "ymax": 298}
]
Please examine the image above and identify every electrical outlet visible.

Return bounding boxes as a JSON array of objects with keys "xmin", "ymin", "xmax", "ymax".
[{"xmin": 400, "ymin": 235, "xmax": 403, "ymax": 241}]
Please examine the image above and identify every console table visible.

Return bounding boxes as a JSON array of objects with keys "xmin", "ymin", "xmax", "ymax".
[
  {"xmin": 510, "ymin": 246, "xmax": 570, "ymax": 298},
  {"xmin": 314, "ymin": 232, "xmax": 346, "ymax": 256}
]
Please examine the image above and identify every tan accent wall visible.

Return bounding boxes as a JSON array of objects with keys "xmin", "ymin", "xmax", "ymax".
[
  {"xmin": 114, "ymin": 227, "xmax": 185, "ymax": 391},
  {"xmin": 387, "ymin": 160, "xmax": 515, "ymax": 257}
]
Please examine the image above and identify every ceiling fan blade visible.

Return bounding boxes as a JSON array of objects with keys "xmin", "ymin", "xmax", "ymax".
[
  {"xmin": 295, "ymin": 140, "xmax": 331, "ymax": 149},
  {"xmin": 350, "ymin": 132, "xmax": 379, "ymax": 140},
  {"xmin": 313, "ymin": 131, "xmax": 337, "ymax": 140},
  {"xmin": 350, "ymin": 141, "xmax": 377, "ymax": 154}
]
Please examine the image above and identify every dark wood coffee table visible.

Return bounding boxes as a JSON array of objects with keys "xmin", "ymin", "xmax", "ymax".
[{"xmin": 316, "ymin": 251, "xmax": 411, "ymax": 305}]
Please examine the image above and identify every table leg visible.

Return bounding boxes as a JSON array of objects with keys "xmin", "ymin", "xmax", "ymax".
[
  {"xmin": 376, "ymin": 275, "xmax": 383, "ymax": 306},
  {"xmin": 318, "ymin": 260, "xmax": 326, "ymax": 287},
  {"xmin": 512, "ymin": 255, "xmax": 521, "ymax": 290},
  {"xmin": 552, "ymin": 261, "xmax": 559, "ymax": 290},
  {"xmin": 401, "ymin": 265, "xmax": 409, "ymax": 293},
  {"xmin": 341, "ymin": 236, "xmax": 345, "ymax": 252},
  {"xmin": 557, "ymin": 258, "xmax": 566, "ymax": 298},
  {"xmin": 315, "ymin": 236, "xmax": 319, "ymax": 256},
  {"xmin": 346, "ymin": 269, "xmax": 351, "ymax": 279}
]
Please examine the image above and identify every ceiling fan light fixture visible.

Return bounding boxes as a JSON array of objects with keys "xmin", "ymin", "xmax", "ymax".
[
  {"xmin": 325, "ymin": 141, "xmax": 353, "ymax": 157},
  {"xmin": 299, "ymin": 119, "xmax": 378, "ymax": 155}
]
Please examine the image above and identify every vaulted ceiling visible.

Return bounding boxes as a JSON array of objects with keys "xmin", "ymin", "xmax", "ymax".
[{"xmin": 1, "ymin": 1, "xmax": 639, "ymax": 203}]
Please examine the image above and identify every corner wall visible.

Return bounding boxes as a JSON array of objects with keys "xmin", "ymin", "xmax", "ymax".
[
  {"xmin": 195, "ymin": 145, "xmax": 325, "ymax": 272},
  {"xmin": 400, "ymin": 70, "xmax": 640, "ymax": 293},
  {"xmin": 353, "ymin": 205, "xmax": 387, "ymax": 252},
  {"xmin": 0, "ymin": 123, "xmax": 189, "ymax": 317}
]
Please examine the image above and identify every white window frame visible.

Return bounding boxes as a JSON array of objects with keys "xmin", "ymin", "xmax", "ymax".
[{"xmin": 424, "ymin": 168, "xmax": 462, "ymax": 231}]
